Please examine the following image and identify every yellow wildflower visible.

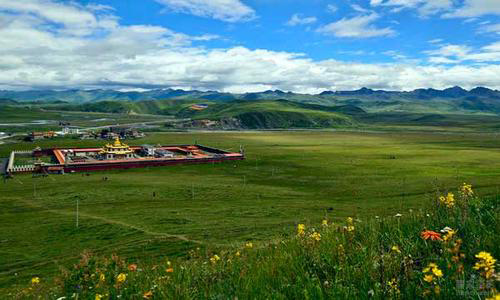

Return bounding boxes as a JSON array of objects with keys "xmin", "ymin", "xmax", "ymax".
[
  {"xmin": 346, "ymin": 225, "xmax": 355, "ymax": 232},
  {"xmin": 116, "ymin": 273, "xmax": 127, "ymax": 284},
  {"xmin": 391, "ymin": 245, "xmax": 401, "ymax": 254},
  {"xmin": 95, "ymin": 294, "xmax": 103, "ymax": 300},
  {"xmin": 423, "ymin": 263, "xmax": 437, "ymax": 273},
  {"xmin": 99, "ymin": 273, "xmax": 105, "ymax": 282},
  {"xmin": 245, "ymin": 242, "xmax": 253, "ymax": 249},
  {"xmin": 423, "ymin": 274, "xmax": 434, "ymax": 283},
  {"xmin": 31, "ymin": 277, "xmax": 40, "ymax": 284},
  {"xmin": 461, "ymin": 183, "xmax": 473, "ymax": 197},
  {"xmin": 442, "ymin": 229, "xmax": 456, "ymax": 242},
  {"xmin": 235, "ymin": 251, "xmax": 241, "ymax": 257},
  {"xmin": 309, "ymin": 231, "xmax": 321, "ymax": 242},
  {"xmin": 210, "ymin": 254, "xmax": 221, "ymax": 264},
  {"xmin": 439, "ymin": 192, "xmax": 455, "ymax": 208},
  {"xmin": 347, "ymin": 217, "xmax": 353, "ymax": 224},
  {"xmin": 297, "ymin": 224, "xmax": 305, "ymax": 236},
  {"xmin": 321, "ymin": 219, "xmax": 328, "ymax": 226},
  {"xmin": 473, "ymin": 251, "xmax": 496, "ymax": 279},
  {"xmin": 432, "ymin": 268, "xmax": 443, "ymax": 278},
  {"xmin": 423, "ymin": 262, "xmax": 443, "ymax": 280}
]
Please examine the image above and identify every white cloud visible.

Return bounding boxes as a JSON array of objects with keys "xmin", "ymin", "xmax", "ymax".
[
  {"xmin": 371, "ymin": 0, "xmax": 500, "ymax": 18},
  {"xmin": 425, "ymin": 44, "xmax": 472, "ymax": 57},
  {"xmin": 0, "ymin": 0, "xmax": 499, "ymax": 92},
  {"xmin": 0, "ymin": 0, "xmax": 118, "ymax": 36},
  {"xmin": 155, "ymin": 0, "xmax": 255, "ymax": 22},
  {"xmin": 428, "ymin": 56, "xmax": 459, "ymax": 64},
  {"xmin": 286, "ymin": 14, "xmax": 317, "ymax": 26},
  {"xmin": 86, "ymin": 4, "xmax": 115, "ymax": 12},
  {"xmin": 369, "ymin": 0, "xmax": 452, "ymax": 16},
  {"xmin": 478, "ymin": 23, "xmax": 500, "ymax": 34},
  {"xmin": 418, "ymin": 0, "xmax": 454, "ymax": 16},
  {"xmin": 425, "ymin": 43, "xmax": 500, "ymax": 63},
  {"xmin": 428, "ymin": 38, "xmax": 444, "ymax": 44},
  {"xmin": 351, "ymin": 4, "xmax": 371, "ymax": 13},
  {"xmin": 442, "ymin": 0, "xmax": 500, "ymax": 18},
  {"xmin": 317, "ymin": 13, "xmax": 396, "ymax": 38},
  {"xmin": 327, "ymin": 4, "xmax": 338, "ymax": 14}
]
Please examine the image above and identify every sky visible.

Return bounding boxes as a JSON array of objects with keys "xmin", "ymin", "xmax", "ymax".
[{"xmin": 0, "ymin": 0, "xmax": 499, "ymax": 93}]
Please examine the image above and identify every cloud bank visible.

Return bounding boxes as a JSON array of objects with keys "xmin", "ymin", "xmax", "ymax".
[{"xmin": 0, "ymin": 0, "xmax": 499, "ymax": 93}]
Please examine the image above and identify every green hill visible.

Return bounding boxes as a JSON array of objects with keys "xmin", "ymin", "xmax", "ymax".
[
  {"xmin": 50, "ymin": 99, "xmax": 359, "ymax": 129},
  {"xmin": 179, "ymin": 100, "xmax": 357, "ymax": 128},
  {"xmin": 53, "ymin": 99, "xmax": 215, "ymax": 115}
]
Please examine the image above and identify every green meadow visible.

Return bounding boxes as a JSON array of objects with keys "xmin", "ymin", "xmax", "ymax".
[
  {"xmin": 0, "ymin": 106, "xmax": 166, "ymax": 133},
  {"xmin": 1, "ymin": 131, "xmax": 500, "ymax": 290}
]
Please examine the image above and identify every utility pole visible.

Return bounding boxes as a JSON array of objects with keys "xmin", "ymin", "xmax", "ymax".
[{"xmin": 76, "ymin": 197, "xmax": 79, "ymax": 228}]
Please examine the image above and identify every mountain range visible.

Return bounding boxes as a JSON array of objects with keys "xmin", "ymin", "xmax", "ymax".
[
  {"xmin": 0, "ymin": 86, "xmax": 498, "ymax": 102},
  {"xmin": 1, "ymin": 86, "xmax": 500, "ymax": 115}
]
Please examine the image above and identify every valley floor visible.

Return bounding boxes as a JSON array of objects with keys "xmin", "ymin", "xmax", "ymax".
[{"xmin": 1, "ymin": 130, "xmax": 500, "ymax": 290}]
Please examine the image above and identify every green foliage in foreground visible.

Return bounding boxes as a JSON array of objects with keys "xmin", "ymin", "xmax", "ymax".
[{"xmin": 13, "ymin": 185, "xmax": 499, "ymax": 299}]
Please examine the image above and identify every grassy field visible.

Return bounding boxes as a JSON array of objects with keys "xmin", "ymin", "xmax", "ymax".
[
  {"xmin": 1, "ymin": 131, "xmax": 500, "ymax": 290},
  {"xmin": 16, "ymin": 187, "xmax": 499, "ymax": 299},
  {"xmin": 0, "ymin": 106, "xmax": 167, "ymax": 133}
]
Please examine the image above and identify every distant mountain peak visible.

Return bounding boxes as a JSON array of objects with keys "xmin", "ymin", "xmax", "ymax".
[
  {"xmin": 263, "ymin": 89, "xmax": 286, "ymax": 94},
  {"xmin": 357, "ymin": 87, "xmax": 374, "ymax": 93},
  {"xmin": 444, "ymin": 86, "xmax": 467, "ymax": 92},
  {"xmin": 442, "ymin": 86, "xmax": 468, "ymax": 97}
]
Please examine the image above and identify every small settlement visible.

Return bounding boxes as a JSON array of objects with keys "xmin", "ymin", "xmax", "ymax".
[
  {"xmin": 6, "ymin": 137, "xmax": 244, "ymax": 175},
  {"xmin": 26, "ymin": 126, "xmax": 145, "ymax": 141}
]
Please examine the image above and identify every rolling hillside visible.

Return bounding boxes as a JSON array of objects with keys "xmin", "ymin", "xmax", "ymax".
[
  {"xmin": 52, "ymin": 99, "xmax": 214, "ymax": 115},
  {"xmin": 48, "ymin": 99, "xmax": 360, "ymax": 129},
  {"xmin": 183, "ymin": 100, "xmax": 359, "ymax": 128}
]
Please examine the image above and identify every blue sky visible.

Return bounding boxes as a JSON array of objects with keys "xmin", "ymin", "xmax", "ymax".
[
  {"xmin": 0, "ymin": 0, "xmax": 499, "ymax": 92},
  {"xmin": 80, "ymin": 0, "xmax": 499, "ymax": 63}
]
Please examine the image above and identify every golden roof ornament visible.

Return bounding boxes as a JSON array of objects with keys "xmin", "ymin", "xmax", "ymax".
[
  {"xmin": 114, "ymin": 137, "xmax": 123, "ymax": 147},
  {"xmin": 99, "ymin": 136, "xmax": 133, "ymax": 155}
]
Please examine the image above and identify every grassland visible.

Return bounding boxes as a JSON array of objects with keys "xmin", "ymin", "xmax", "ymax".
[
  {"xmin": 34, "ymin": 99, "xmax": 500, "ymax": 131},
  {"xmin": 44, "ymin": 99, "xmax": 357, "ymax": 129},
  {"xmin": 0, "ymin": 106, "xmax": 167, "ymax": 133},
  {"xmin": 15, "ymin": 188, "xmax": 499, "ymax": 299},
  {"xmin": 1, "ymin": 131, "xmax": 500, "ymax": 291}
]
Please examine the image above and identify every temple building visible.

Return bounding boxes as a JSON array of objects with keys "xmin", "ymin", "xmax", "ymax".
[{"xmin": 99, "ymin": 137, "xmax": 134, "ymax": 160}]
